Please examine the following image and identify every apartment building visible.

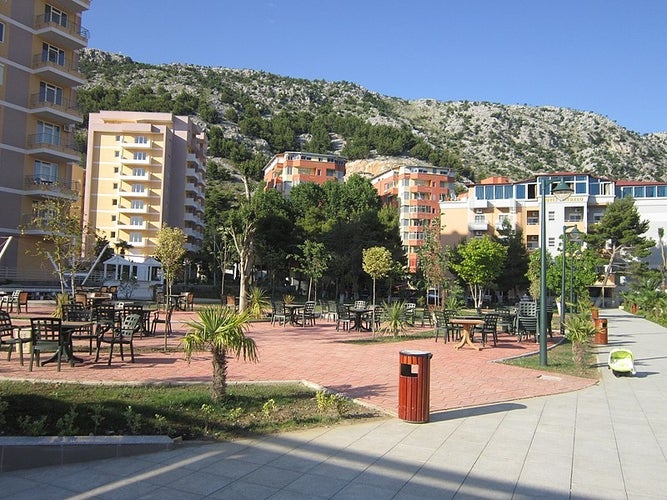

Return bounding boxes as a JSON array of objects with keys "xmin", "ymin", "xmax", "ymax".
[
  {"xmin": 0, "ymin": 0, "xmax": 90, "ymax": 281},
  {"xmin": 262, "ymin": 151, "xmax": 346, "ymax": 195},
  {"xmin": 371, "ymin": 165, "xmax": 456, "ymax": 273},
  {"xmin": 84, "ymin": 111, "xmax": 206, "ymax": 262},
  {"xmin": 440, "ymin": 172, "xmax": 667, "ymax": 301}
]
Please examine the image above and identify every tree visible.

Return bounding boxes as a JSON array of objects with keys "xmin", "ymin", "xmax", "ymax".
[
  {"xmin": 585, "ymin": 196, "xmax": 653, "ymax": 306},
  {"xmin": 362, "ymin": 246, "xmax": 393, "ymax": 332},
  {"xmin": 451, "ymin": 237, "xmax": 507, "ymax": 309},
  {"xmin": 494, "ymin": 220, "xmax": 530, "ymax": 302},
  {"xmin": 293, "ymin": 240, "xmax": 331, "ymax": 302},
  {"xmin": 416, "ymin": 219, "xmax": 449, "ymax": 306},
  {"xmin": 25, "ymin": 197, "xmax": 91, "ymax": 294},
  {"xmin": 154, "ymin": 225, "xmax": 187, "ymax": 298},
  {"xmin": 182, "ymin": 307, "xmax": 258, "ymax": 401}
]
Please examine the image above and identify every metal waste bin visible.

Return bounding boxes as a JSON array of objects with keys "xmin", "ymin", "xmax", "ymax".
[
  {"xmin": 398, "ymin": 350, "xmax": 432, "ymax": 423},
  {"xmin": 594, "ymin": 318, "xmax": 608, "ymax": 345}
]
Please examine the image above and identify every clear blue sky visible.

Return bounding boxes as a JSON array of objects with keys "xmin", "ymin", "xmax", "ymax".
[{"xmin": 85, "ymin": 0, "xmax": 666, "ymax": 134}]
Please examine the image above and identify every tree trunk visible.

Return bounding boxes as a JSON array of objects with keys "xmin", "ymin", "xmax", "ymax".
[{"xmin": 210, "ymin": 347, "xmax": 228, "ymax": 401}]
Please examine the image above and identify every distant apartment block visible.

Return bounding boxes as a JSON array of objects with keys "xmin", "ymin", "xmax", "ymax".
[
  {"xmin": 440, "ymin": 173, "xmax": 667, "ymax": 302},
  {"xmin": 84, "ymin": 111, "xmax": 207, "ymax": 261},
  {"xmin": 263, "ymin": 151, "xmax": 346, "ymax": 195},
  {"xmin": 371, "ymin": 165, "xmax": 457, "ymax": 273},
  {"xmin": 0, "ymin": 0, "xmax": 90, "ymax": 281}
]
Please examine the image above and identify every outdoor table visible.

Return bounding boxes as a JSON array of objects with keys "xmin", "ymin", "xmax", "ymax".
[
  {"xmin": 450, "ymin": 317, "xmax": 485, "ymax": 351},
  {"xmin": 348, "ymin": 306, "xmax": 372, "ymax": 332},
  {"xmin": 284, "ymin": 304, "xmax": 303, "ymax": 326}
]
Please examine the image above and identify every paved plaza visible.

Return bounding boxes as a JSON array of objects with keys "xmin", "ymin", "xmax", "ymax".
[{"xmin": 1, "ymin": 305, "xmax": 666, "ymax": 498}]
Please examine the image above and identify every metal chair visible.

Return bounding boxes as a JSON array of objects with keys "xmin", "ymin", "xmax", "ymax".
[
  {"xmin": 336, "ymin": 303, "xmax": 352, "ymax": 331},
  {"xmin": 271, "ymin": 301, "xmax": 287, "ymax": 327},
  {"xmin": 0, "ymin": 311, "xmax": 25, "ymax": 365},
  {"xmin": 62, "ymin": 304, "xmax": 95, "ymax": 354},
  {"xmin": 298, "ymin": 301, "xmax": 317, "ymax": 327},
  {"xmin": 95, "ymin": 313, "xmax": 141, "ymax": 365},
  {"xmin": 29, "ymin": 317, "xmax": 66, "ymax": 372},
  {"xmin": 473, "ymin": 313, "xmax": 500, "ymax": 347},
  {"xmin": 0, "ymin": 290, "xmax": 22, "ymax": 313}
]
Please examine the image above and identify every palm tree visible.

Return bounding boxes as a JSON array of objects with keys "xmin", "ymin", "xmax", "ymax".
[{"xmin": 181, "ymin": 307, "xmax": 258, "ymax": 401}]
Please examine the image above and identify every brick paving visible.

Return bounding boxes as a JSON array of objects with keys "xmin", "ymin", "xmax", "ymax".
[{"xmin": 1, "ymin": 302, "xmax": 596, "ymax": 415}]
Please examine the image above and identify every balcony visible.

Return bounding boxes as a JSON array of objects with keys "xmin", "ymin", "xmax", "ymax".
[
  {"xmin": 120, "ymin": 157, "xmax": 151, "ymax": 166},
  {"xmin": 53, "ymin": 1, "xmax": 92, "ymax": 13},
  {"xmin": 24, "ymin": 175, "xmax": 80, "ymax": 199},
  {"xmin": 122, "ymin": 140, "xmax": 152, "ymax": 150},
  {"xmin": 468, "ymin": 218, "xmax": 489, "ymax": 231},
  {"xmin": 119, "ymin": 171, "xmax": 150, "ymax": 181},
  {"xmin": 32, "ymin": 53, "xmax": 85, "ymax": 87},
  {"xmin": 30, "ymin": 93, "xmax": 81, "ymax": 123},
  {"xmin": 26, "ymin": 133, "xmax": 80, "ymax": 162},
  {"xmin": 117, "ymin": 205, "xmax": 148, "ymax": 214},
  {"xmin": 116, "ymin": 222, "xmax": 148, "ymax": 230},
  {"xmin": 120, "ymin": 189, "xmax": 150, "ymax": 198},
  {"xmin": 34, "ymin": 14, "xmax": 89, "ymax": 50}
]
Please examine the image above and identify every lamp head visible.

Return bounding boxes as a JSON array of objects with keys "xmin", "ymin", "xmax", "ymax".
[{"xmin": 552, "ymin": 181, "xmax": 574, "ymax": 201}]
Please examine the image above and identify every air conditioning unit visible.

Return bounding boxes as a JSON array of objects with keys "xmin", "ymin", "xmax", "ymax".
[{"xmin": 474, "ymin": 209, "xmax": 483, "ymax": 214}]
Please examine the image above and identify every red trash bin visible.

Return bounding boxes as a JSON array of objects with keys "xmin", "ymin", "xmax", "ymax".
[
  {"xmin": 398, "ymin": 350, "xmax": 432, "ymax": 423},
  {"xmin": 594, "ymin": 318, "xmax": 608, "ymax": 345}
]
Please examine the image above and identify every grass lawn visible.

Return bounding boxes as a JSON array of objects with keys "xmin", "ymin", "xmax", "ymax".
[
  {"xmin": 0, "ymin": 381, "xmax": 385, "ymax": 440},
  {"xmin": 502, "ymin": 339, "xmax": 600, "ymax": 379}
]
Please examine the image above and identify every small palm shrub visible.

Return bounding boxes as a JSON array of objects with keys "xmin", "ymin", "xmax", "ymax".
[
  {"xmin": 247, "ymin": 285, "xmax": 270, "ymax": 319},
  {"xmin": 378, "ymin": 300, "xmax": 406, "ymax": 337},
  {"xmin": 563, "ymin": 304, "xmax": 596, "ymax": 369}
]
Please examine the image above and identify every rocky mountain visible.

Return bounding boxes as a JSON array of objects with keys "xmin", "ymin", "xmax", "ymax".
[{"xmin": 79, "ymin": 49, "xmax": 667, "ymax": 182}]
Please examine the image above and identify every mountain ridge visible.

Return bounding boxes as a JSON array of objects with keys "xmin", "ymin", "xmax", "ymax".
[{"xmin": 79, "ymin": 49, "xmax": 667, "ymax": 182}]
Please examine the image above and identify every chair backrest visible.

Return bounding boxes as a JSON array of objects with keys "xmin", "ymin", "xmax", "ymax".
[
  {"xmin": 30, "ymin": 317, "xmax": 62, "ymax": 342},
  {"xmin": 11, "ymin": 290, "xmax": 21, "ymax": 299},
  {"xmin": 431, "ymin": 309, "xmax": 446, "ymax": 326},
  {"xmin": 99, "ymin": 286, "xmax": 109, "ymax": 293},
  {"xmin": 61, "ymin": 303, "xmax": 85, "ymax": 319},
  {"xmin": 18, "ymin": 291, "xmax": 28, "ymax": 304},
  {"xmin": 94, "ymin": 304, "xmax": 118, "ymax": 323},
  {"xmin": 74, "ymin": 292, "xmax": 87, "ymax": 306},
  {"xmin": 483, "ymin": 313, "xmax": 499, "ymax": 329},
  {"xmin": 404, "ymin": 302, "xmax": 416, "ymax": 312},
  {"xmin": 354, "ymin": 300, "xmax": 367, "ymax": 309},
  {"xmin": 517, "ymin": 300, "xmax": 537, "ymax": 317},
  {"xmin": 337, "ymin": 303, "xmax": 351, "ymax": 317},
  {"xmin": 0, "ymin": 311, "xmax": 14, "ymax": 337},
  {"xmin": 123, "ymin": 304, "xmax": 143, "ymax": 315},
  {"xmin": 63, "ymin": 307, "xmax": 92, "ymax": 322},
  {"xmin": 518, "ymin": 316, "xmax": 538, "ymax": 333},
  {"xmin": 272, "ymin": 301, "xmax": 285, "ymax": 315},
  {"xmin": 304, "ymin": 301, "xmax": 315, "ymax": 310},
  {"xmin": 118, "ymin": 314, "xmax": 141, "ymax": 337}
]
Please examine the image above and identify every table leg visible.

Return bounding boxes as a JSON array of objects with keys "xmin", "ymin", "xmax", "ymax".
[{"xmin": 455, "ymin": 326, "xmax": 480, "ymax": 350}]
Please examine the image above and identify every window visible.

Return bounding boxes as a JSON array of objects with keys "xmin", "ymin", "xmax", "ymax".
[
  {"xmin": 548, "ymin": 211, "xmax": 555, "ymax": 221},
  {"xmin": 111, "ymin": 215, "xmax": 116, "ymax": 221},
  {"xmin": 0, "ymin": 63, "xmax": 4, "ymax": 86},
  {"xmin": 133, "ymin": 151, "xmax": 147, "ymax": 161},
  {"xmin": 132, "ymin": 168, "xmax": 145, "ymax": 177},
  {"xmin": 112, "ymin": 183, "xmax": 118, "ymax": 189},
  {"xmin": 548, "ymin": 237, "xmax": 556, "ymax": 247},
  {"xmin": 132, "ymin": 184, "xmax": 145, "ymax": 193},
  {"xmin": 114, "ymin": 151, "xmax": 120, "ymax": 157},
  {"xmin": 130, "ymin": 216, "xmax": 143, "ymax": 226},
  {"xmin": 41, "ymin": 42, "xmax": 65, "ymax": 66},
  {"xmin": 37, "ymin": 120, "xmax": 60, "ymax": 145},
  {"xmin": 113, "ymin": 167, "xmax": 119, "ymax": 173},
  {"xmin": 129, "ymin": 233, "xmax": 142, "ymax": 243},
  {"xmin": 45, "ymin": 4, "xmax": 68, "ymax": 27},
  {"xmin": 131, "ymin": 200, "xmax": 144, "ymax": 210},
  {"xmin": 34, "ymin": 160, "xmax": 57, "ymax": 183},
  {"xmin": 0, "ymin": 22, "xmax": 4, "ymax": 43},
  {"xmin": 115, "ymin": 135, "xmax": 121, "ymax": 142},
  {"xmin": 135, "ymin": 136, "xmax": 148, "ymax": 144},
  {"xmin": 112, "ymin": 199, "xmax": 117, "ymax": 206}
]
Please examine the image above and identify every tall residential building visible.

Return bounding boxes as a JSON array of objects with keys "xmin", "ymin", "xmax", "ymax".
[
  {"xmin": 0, "ymin": 0, "xmax": 90, "ymax": 280},
  {"xmin": 439, "ymin": 172, "xmax": 667, "ymax": 303},
  {"xmin": 371, "ymin": 165, "xmax": 456, "ymax": 273},
  {"xmin": 84, "ymin": 111, "xmax": 206, "ymax": 262},
  {"xmin": 263, "ymin": 151, "xmax": 346, "ymax": 195}
]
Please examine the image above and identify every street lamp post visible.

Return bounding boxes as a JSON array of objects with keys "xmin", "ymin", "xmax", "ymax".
[
  {"xmin": 539, "ymin": 178, "xmax": 573, "ymax": 366},
  {"xmin": 560, "ymin": 225, "xmax": 582, "ymax": 335}
]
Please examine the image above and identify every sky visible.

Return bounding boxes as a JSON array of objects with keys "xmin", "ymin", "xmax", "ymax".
[{"xmin": 84, "ymin": 0, "xmax": 667, "ymax": 135}]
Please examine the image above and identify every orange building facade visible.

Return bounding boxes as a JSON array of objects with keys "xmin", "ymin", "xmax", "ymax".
[
  {"xmin": 371, "ymin": 165, "xmax": 456, "ymax": 273},
  {"xmin": 262, "ymin": 152, "xmax": 346, "ymax": 195}
]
